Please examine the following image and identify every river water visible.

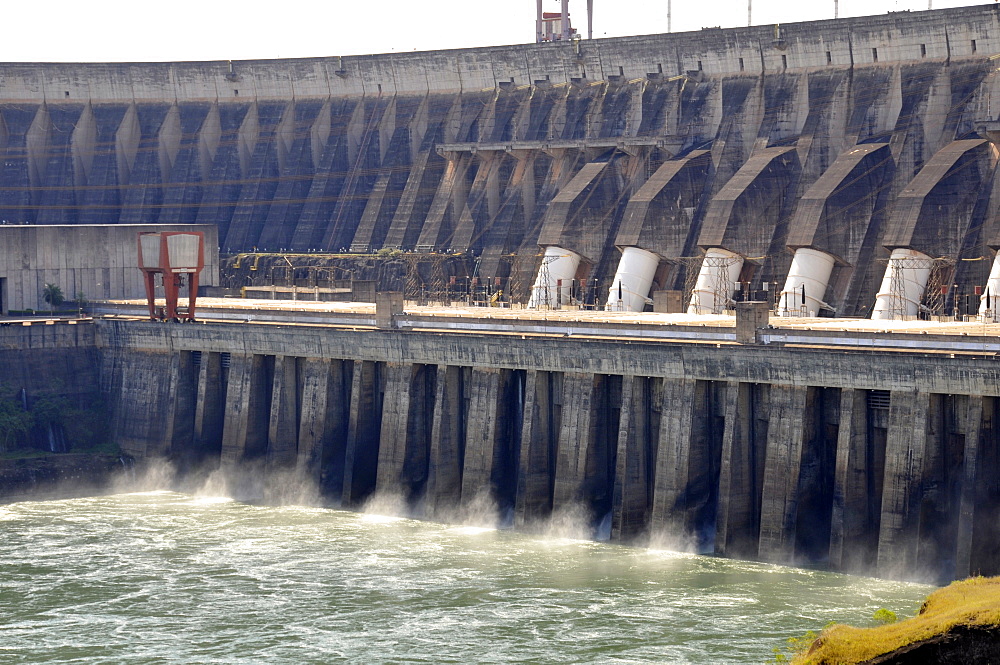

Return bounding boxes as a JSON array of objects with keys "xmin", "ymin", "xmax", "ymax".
[{"xmin": 1, "ymin": 491, "xmax": 932, "ymax": 664}]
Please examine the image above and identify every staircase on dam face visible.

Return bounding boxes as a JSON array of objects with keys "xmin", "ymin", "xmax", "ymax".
[{"xmin": 103, "ymin": 316, "xmax": 1000, "ymax": 585}]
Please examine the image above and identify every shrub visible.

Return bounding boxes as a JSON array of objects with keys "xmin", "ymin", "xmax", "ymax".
[{"xmin": 873, "ymin": 608, "xmax": 898, "ymax": 625}]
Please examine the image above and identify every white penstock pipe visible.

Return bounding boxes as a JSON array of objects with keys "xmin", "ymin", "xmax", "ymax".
[
  {"xmin": 871, "ymin": 248, "xmax": 933, "ymax": 320},
  {"xmin": 687, "ymin": 248, "xmax": 744, "ymax": 315},
  {"xmin": 778, "ymin": 247, "xmax": 836, "ymax": 317},
  {"xmin": 605, "ymin": 247, "xmax": 660, "ymax": 312},
  {"xmin": 527, "ymin": 246, "xmax": 581, "ymax": 309},
  {"xmin": 980, "ymin": 251, "xmax": 1000, "ymax": 321}
]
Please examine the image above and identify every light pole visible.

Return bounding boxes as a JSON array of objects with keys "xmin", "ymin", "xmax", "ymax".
[{"xmin": 536, "ymin": 0, "xmax": 543, "ymax": 42}]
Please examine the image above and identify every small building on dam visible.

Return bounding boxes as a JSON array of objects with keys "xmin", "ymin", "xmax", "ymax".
[{"xmin": 6, "ymin": 4, "xmax": 1000, "ymax": 584}]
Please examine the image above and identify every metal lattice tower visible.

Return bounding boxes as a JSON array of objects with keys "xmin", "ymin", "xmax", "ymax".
[
  {"xmin": 887, "ymin": 258, "xmax": 906, "ymax": 320},
  {"xmin": 885, "ymin": 256, "xmax": 952, "ymax": 320},
  {"xmin": 673, "ymin": 256, "xmax": 741, "ymax": 314},
  {"xmin": 533, "ymin": 255, "xmax": 556, "ymax": 309},
  {"xmin": 708, "ymin": 256, "xmax": 741, "ymax": 314}
]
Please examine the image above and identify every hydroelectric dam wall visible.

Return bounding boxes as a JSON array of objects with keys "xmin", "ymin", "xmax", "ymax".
[
  {"xmin": 9, "ymin": 5, "xmax": 1000, "ymax": 586},
  {"xmin": 94, "ymin": 310, "xmax": 1000, "ymax": 585},
  {"xmin": 5, "ymin": 5, "xmax": 1000, "ymax": 312}
]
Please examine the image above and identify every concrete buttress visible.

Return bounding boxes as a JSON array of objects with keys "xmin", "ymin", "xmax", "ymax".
[
  {"xmin": 611, "ymin": 375, "xmax": 656, "ymax": 542},
  {"xmin": 220, "ymin": 354, "xmax": 273, "ymax": 466},
  {"xmin": 651, "ymin": 379, "xmax": 721, "ymax": 546},
  {"xmin": 376, "ymin": 363, "xmax": 416, "ymax": 494},
  {"xmin": 758, "ymin": 384, "xmax": 811, "ymax": 563},
  {"xmin": 192, "ymin": 351, "xmax": 225, "ymax": 467},
  {"xmin": 715, "ymin": 382, "xmax": 769, "ymax": 559},
  {"xmin": 342, "ymin": 360, "xmax": 383, "ymax": 506},
  {"xmin": 114, "ymin": 351, "xmax": 183, "ymax": 458},
  {"xmin": 877, "ymin": 390, "xmax": 930, "ymax": 579},
  {"xmin": 294, "ymin": 358, "xmax": 350, "ymax": 497},
  {"xmin": 295, "ymin": 358, "xmax": 332, "ymax": 482},
  {"xmin": 552, "ymin": 372, "xmax": 600, "ymax": 513},
  {"xmin": 650, "ymin": 378, "xmax": 701, "ymax": 540},
  {"xmin": 374, "ymin": 363, "xmax": 435, "ymax": 502},
  {"xmin": 267, "ymin": 355, "xmax": 300, "ymax": 469},
  {"xmin": 461, "ymin": 367, "xmax": 508, "ymax": 505},
  {"xmin": 830, "ymin": 388, "xmax": 876, "ymax": 573},
  {"xmin": 515, "ymin": 369, "xmax": 557, "ymax": 525},
  {"xmin": 426, "ymin": 364, "xmax": 465, "ymax": 516},
  {"xmin": 956, "ymin": 395, "xmax": 983, "ymax": 579}
]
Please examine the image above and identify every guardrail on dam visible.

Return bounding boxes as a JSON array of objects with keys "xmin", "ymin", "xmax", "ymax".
[
  {"xmin": 93, "ymin": 308, "xmax": 1000, "ymax": 585},
  {"xmin": 5, "ymin": 5, "xmax": 1000, "ymax": 314}
]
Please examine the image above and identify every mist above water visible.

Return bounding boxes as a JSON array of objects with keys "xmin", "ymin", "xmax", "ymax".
[{"xmin": 0, "ymin": 491, "xmax": 933, "ymax": 664}]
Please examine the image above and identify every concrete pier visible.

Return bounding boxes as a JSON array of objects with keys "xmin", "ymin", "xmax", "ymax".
[{"xmin": 93, "ymin": 302, "xmax": 1000, "ymax": 583}]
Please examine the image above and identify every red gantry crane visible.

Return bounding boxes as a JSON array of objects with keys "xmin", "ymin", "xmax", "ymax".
[{"xmin": 138, "ymin": 231, "xmax": 205, "ymax": 322}]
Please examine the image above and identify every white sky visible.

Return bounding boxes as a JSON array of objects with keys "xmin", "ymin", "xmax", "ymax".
[{"xmin": 1, "ymin": 0, "xmax": 992, "ymax": 63}]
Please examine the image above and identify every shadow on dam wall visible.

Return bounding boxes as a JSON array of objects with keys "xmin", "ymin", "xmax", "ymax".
[
  {"xmin": 98, "ymin": 318, "xmax": 1000, "ymax": 585},
  {"xmin": 9, "ymin": 5, "xmax": 1000, "ymax": 586},
  {"xmin": 5, "ymin": 6, "xmax": 1000, "ymax": 313}
]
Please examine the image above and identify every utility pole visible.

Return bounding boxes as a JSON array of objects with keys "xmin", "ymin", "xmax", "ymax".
[
  {"xmin": 587, "ymin": 0, "xmax": 593, "ymax": 39},
  {"xmin": 536, "ymin": 0, "xmax": 544, "ymax": 43},
  {"xmin": 668, "ymin": 0, "xmax": 672, "ymax": 32},
  {"xmin": 835, "ymin": 0, "xmax": 839, "ymax": 18},
  {"xmin": 562, "ymin": 0, "xmax": 570, "ymax": 40},
  {"xmin": 748, "ymin": 0, "xmax": 752, "ymax": 26}
]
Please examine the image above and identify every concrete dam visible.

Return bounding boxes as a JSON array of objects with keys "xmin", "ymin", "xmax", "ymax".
[
  {"xmin": 4, "ymin": 5, "xmax": 1000, "ymax": 313},
  {"xmin": 8, "ymin": 5, "xmax": 1000, "ymax": 585},
  {"xmin": 80, "ymin": 298, "xmax": 997, "ymax": 586}
]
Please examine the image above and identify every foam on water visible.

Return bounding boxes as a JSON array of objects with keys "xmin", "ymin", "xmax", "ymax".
[
  {"xmin": 190, "ymin": 496, "xmax": 234, "ymax": 505},
  {"xmin": 448, "ymin": 525, "xmax": 496, "ymax": 536},
  {"xmin": 360, "ymin": 512, "xmax": 406, "ymax": 524},
  {"xmin": 0, "ymin": 492, "xmax": 936, "ymax": 664}
]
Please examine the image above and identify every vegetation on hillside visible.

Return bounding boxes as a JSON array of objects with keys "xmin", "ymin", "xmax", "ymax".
[
  {"xmin": 0, "ymin": 385, "xmax": 112, "ymax": 456},
  {"xmin": 785, "ymin": 576, "xmax": 1000, "ymax": 664}
]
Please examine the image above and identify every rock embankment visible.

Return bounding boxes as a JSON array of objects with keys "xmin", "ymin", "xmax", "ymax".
[{"xmin": 0, "ymin": 454, "xmax": 131, "ymax": 502}]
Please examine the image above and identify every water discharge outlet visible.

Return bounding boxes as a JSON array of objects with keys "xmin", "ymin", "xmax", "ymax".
[
  {"xmin": 871, "ymin": 248, "xmax": 933, "ymax": 320},
  {"xmin": 528, "ymin": 246, "xmax": 581, "ymax": 309},
  {"xmin": 980, "ymin": 251, "xmax": 1000, "ymax": 321},
  {"xmin": 605, "ymin": 247, "xmax": 659, "ymax": 312},
  {"xmin": 778, "ymin": 247, "xmax": 836, "ymax": 317}
]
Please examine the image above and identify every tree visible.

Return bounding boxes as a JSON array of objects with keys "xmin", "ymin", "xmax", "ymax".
[
  {"xmin": 0, "ymin": 398, "xmax": 33, "ymax": 454},
  {"xmin": 42, "ymin": 283, "xmax": 64, "ymax": 314},
  {"xmin": 30, "ymin": 393, "xmax": 69, "ymax": 429}
]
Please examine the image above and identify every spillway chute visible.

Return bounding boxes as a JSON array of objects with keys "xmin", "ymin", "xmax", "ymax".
[
  {"xmin": 527, "ymin": 246, "xmax": 582, "ymax": 309},
  {"xmin": 605, "ymin": 247, "xmax": 660, "ymax": 312},
  {"xmin": 777, "ymin": 248, "xmax": 836, "ymax": 317},
  {"xmin": 687, "ymin": 248, "xmax": 744, "ymax": 315},
  {"xmin": 871, "ymin": 248, "xmax": 934, "ymax": 320}
]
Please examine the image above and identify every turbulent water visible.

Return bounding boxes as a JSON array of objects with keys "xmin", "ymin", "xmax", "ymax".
[{"xmin": 0, "ymin": 492, "xmax": 932, "ymax": 664}]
